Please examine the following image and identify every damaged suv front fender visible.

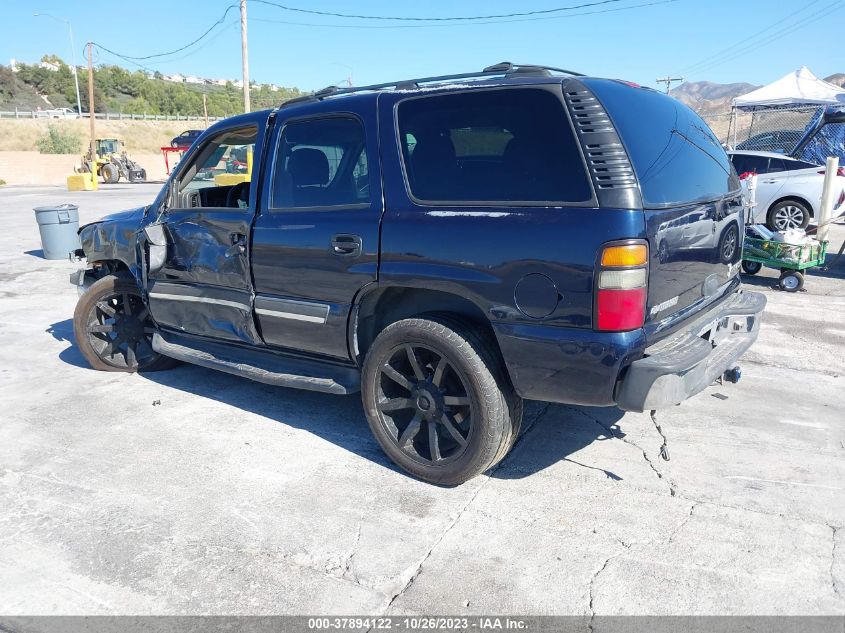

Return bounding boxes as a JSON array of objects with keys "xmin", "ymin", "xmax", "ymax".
[{"xmin": 77, "ymin": 206, "xmax": 147, "ymax": 278}]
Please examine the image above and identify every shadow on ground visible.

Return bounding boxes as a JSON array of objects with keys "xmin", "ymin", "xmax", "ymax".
[{"xmin": 49, "ymin": 317, "xmax": 624, "ymax": 483}]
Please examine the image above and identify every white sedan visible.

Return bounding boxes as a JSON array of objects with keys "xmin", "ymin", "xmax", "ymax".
[{"xmin": 729, "ymin": 150, "xmax": 845, "ymax": 231}]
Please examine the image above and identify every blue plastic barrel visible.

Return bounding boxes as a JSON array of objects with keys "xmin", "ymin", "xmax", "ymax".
[{"xmin": 33, "ymin": 203, "xmax": 81, "ymax": 260}]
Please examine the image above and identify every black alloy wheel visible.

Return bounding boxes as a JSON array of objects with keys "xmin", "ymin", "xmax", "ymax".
[
  {"xmin": 376, "ymin": 343, "xmax": 473, "ymax": 465},
  {"xmin": 361, "ymin": 317, "xmax": 522, "ymax": 485},
  {"xmin": 73, "ymin": 275, "xmax": 176, "ymax": 372}
]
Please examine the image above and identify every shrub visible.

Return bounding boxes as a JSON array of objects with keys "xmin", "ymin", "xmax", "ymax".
[
  {"xmin": 35, "ymin": 124, "xmax": 81, "ymax": 154},
  {"xmin": 0, "ymin": 178, "xmax": 6, "ymax": 186}
]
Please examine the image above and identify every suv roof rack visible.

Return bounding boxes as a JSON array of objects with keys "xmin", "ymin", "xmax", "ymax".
[{"xmin": 279, "ymin": 62, "xmax": 584, "ymax": 108}]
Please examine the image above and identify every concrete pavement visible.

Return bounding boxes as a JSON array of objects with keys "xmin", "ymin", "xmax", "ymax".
[{"xmin": 0, "ymin": 184, "xmax": 842, "ymax": 616}]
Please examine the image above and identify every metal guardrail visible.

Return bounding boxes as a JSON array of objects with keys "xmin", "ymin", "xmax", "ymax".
[{"xmin": 0, "ymin": 110, "xmax": 227, "ymax": 121}]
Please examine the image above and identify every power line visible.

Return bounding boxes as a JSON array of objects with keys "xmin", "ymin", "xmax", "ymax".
[
  {"xmin": 679, "ymin": 0, "xmax": 824, "ymax": 74},
  {"xmin": 685, "ymin": 2, "xmax": 844, "ymax": 76},
  {"xmin": 92, "ymin": 22, "xmax": 239, "ymax": 73},
  {"xmin": 250, "ymin": 0, "xmax": 682, "ymax": 29},
  {"xmin": 250, "ymin": 0, "xmax": 630, "ymax": 21},
  {"xmin": 677, "ymin": 0, "xmax": 834, "ymax": 75},
  {"xmin": 94, "ymin": 3, "xmax": 238, "ymax": 62}
]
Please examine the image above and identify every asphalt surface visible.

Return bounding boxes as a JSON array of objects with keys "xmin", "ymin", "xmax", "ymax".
[{"xmin": 0, "ymin": 183, "xmax": 843, "ymax": 616}]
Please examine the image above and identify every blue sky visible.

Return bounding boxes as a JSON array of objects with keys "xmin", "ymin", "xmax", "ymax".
[{"xmin": 3, "ymin": 0, "xmax": 843, "ymax": 91}]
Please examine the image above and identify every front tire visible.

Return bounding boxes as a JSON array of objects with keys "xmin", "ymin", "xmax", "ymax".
[
  {"xmin": 362, "ymin": 317, "xmax": 522, "ymax": 485},
  {"xmin": 101, "ymin": 163, "xmax": 119, "ymax": 184},
  {"xmin": 778, "ymin": 270, "xmax": 804, "ymax": 292},
  {"xmin": 73, "ymin": 275, "xmax": 176, "ymax": 372},
  {"xmin": 767, "ymin": 200, "xmax": 810, "ymax": 231}
]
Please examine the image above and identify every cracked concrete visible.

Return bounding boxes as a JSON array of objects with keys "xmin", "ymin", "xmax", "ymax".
[{"xmin": 0, "ymin": 185, "xmax": 844, "ymax": 615}]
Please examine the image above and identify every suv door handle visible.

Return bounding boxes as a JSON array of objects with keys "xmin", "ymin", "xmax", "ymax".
[
  {"xmin": 331, "ymin": 234, "xmax": 362, "ymax": 257},
  {"xmin": 225, "ymin": 232, "xmax": 246, "ymax": 257}
]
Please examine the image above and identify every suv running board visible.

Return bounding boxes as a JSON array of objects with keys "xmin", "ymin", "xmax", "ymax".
[{"xmin": 152, "ymin": 332, "xmax": 360, "ymax": 395}]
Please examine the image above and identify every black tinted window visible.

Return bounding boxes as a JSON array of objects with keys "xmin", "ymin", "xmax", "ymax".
[
  {"xmin": 731, "ymin": 154, "xmax": 768, "ymax": 175},
  {"xmin": 272, "ymin": 117, "xmax": 369, "ymax": 208},
  {"xmin": 588, "ymin": 79, "xmax": 738, "ymax": 207},
  {"xmin": 767, "ymin": 158, "xmax": 787, "ymax": 173},
  {"xmin": 397, "ymin": 88, "xmax": 591, "ymax": 204}
]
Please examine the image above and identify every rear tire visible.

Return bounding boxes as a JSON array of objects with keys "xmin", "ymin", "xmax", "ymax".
[
  {"xmin": 742, "ymin": 260, "xmax": 762, "ymax": 275},
  {"xmin": 718, "ymin": 223, "xmax": 739, "ymax": 264},
  {"xmin": 767, "ymin": 200, "xmax": 810, "ymax": 231},
  {"xmin": 73, "ymin": 275, "xmax": 177, "ymax": 372},
  {"xmin": 361, "ymin": 316, "xmax": 522, "ymax": 485}
]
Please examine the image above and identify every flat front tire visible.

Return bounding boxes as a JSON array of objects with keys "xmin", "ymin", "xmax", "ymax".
[
  {"xmin": 73, "ymin": 275, "xmax": 176, "ymax": 372},
  {"xmin": 361, "ymin": 317, "xmax": 522, "ymax": 485}
]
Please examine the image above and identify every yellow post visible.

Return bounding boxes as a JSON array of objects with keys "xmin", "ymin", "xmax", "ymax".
[{"xmin": 246, "ymin": 148, "xmax": 253, "ymax": 182}]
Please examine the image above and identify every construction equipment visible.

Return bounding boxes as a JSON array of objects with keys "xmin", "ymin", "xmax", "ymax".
[{"xmin": 75, "ymin": 138, "xmax": 146, "ymax": 184}]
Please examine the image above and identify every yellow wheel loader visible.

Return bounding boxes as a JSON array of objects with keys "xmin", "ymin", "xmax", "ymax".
[{"xmin": 76, "ymin": 139, "xmax": 147, "ymax": 184}]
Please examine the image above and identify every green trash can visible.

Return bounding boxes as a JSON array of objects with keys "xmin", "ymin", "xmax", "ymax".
[{"xmin": 34, "ymin": 203, "xmax": 81, "ymax": 260}]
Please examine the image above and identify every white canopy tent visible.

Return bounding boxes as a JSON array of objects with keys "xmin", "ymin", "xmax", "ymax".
[
  {"xmin": 733, "ymin": 66, "xmax": 845, "ymax": 111},
  {"xmin": 729, "ymin": 67, "xmax": 845, "ymax": 149}
]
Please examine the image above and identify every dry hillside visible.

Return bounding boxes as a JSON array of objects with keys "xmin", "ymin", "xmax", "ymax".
[{"xmin": 0, "ymin": 118, "xmax": 204, "ymax": 154}]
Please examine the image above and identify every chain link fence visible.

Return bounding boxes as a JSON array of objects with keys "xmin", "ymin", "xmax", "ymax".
[{"xmin": 699, "ymin": 106, "xmax": 820, "ymax": 153}]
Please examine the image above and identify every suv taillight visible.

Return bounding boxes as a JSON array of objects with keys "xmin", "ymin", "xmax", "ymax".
[{"xmin": 595, "ymin": 242, "xmax": 648, "ymax": 332}]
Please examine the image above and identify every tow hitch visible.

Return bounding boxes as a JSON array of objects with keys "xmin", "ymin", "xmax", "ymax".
[{"xmin": 723, "ymin": 366, "xmax": 742, "ymax": 384}]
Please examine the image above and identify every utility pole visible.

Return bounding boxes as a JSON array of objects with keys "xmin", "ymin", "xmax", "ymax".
[
  {"xmin": 203, "ymin": 93, "xmax": 209, "ymax": 127},
  {"xmin": 33, "ymin": 14, "xmax": 82, "ymax": 116},
  {"xmin": 240, "ymin": 0, "xmax": 250, "ymax": 113},
  {"xmin": 656, "ymin": 76, "xmax": 684, "ymax": 94},
  {"xmin": 87, "ymin": 42, "xmax": 97, "ymax": 190}
]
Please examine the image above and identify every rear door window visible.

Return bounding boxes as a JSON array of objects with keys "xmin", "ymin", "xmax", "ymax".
[
  {"xmin": 587, "ymin": 79, "xmax": 738, "ymax": 208},
  {"xmin": 397, "ymin": 88, "xmax": 592, "ymax": 204}
]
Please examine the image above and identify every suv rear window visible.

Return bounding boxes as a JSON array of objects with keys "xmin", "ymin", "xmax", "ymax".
[
  {"xmin": 586, "ymin": 79, "xmax": 739, "ymax": 208},
  {"xmin": 397, "ymin": 88, "xmax": 592, "ymax": 204}
]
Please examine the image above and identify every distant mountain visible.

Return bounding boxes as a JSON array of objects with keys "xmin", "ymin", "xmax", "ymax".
[
  {"xmin": 671, "ymin": 81, "xmax": 759, "ymax": 103},
  {"xmin": 825, "ymin": 73, "xmax": 845, "ymax": 88},
  {"xmin": 671, "ymin": 74, "xmax": 845, "ymax": 117},
  {"xmin": 670, "ymin": 81, "xmax": 759, "ymax": 116}
]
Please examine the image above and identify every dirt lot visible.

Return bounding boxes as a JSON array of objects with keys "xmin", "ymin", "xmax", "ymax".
[
  {"xmin": 0, "ymin": 184, "xmax": 843, "ymax": 616},
  {"xmin": 0, "ymin": 119, "xmax": 200, "ymax": 154}
]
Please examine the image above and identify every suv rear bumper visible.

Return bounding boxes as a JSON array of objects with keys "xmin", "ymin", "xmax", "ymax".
[{"xmin": 615, "ymin": 290, "xmax": 766, "ymax": 412}]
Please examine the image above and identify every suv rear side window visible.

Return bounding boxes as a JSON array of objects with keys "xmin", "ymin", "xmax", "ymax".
[
  {"xmin": 272, "ymin": 116, "xmax": 370, "ymax": 209},
  {"xmin": 587, "ymin": 79, "xmax": 738, "ymax": 208},
  {"xmin": 397, "ymin": 88, "xmax": 591, "ymax": 204}
]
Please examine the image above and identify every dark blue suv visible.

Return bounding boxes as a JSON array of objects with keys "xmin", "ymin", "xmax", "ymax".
[{"xmin": 71, "ymin": 63, "xmax": 765, "ymax": 484}]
